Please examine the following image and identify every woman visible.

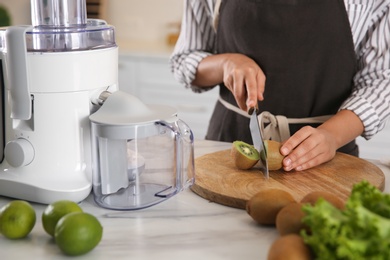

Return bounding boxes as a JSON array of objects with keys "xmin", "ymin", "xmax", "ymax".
[{"xmin": 170, "ymin": 0, "xmax": 390, "ymax": 171}]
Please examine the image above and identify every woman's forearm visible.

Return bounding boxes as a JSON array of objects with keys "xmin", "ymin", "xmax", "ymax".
[
  {"xmin": 318, "ymin": 109, "xmax": 364, "ymax": 149},
  {"xmin": 192, "ymin": 54, "xmax": 227, "ymax": 87}
]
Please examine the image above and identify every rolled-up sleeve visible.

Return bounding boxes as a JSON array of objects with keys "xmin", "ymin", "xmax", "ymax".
[
  {"xmin": 341, "ymin": 2, "xmax": 390, "ymax": 139},
  {"xmin": 169, "ymin": 0, "xmax": 216, "ymax": 93}
]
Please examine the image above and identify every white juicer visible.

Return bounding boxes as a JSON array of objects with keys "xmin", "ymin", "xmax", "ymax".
[{"xmin": 0, "ymin": 0, "xmax": 118, "ymax": 204}]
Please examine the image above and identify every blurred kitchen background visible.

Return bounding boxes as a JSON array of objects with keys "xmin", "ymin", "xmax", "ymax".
[
  {"xmin": 0, "ymin": 0, "xmax": 184, "ymax": 45},
  {"xmin": 0, "ymin": 0, "xmax": 220, "ymax": 142},
  {"xmin": 0, "ymin": 0, "xmax": 389, "ymax": 161}
]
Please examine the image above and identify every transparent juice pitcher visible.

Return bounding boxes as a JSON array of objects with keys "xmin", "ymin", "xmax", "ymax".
[{"xmin": 89, "ymin": 91, "xmax": 195, "ymax": 210}]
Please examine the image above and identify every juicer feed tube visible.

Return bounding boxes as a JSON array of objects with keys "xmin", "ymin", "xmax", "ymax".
[{"xmin": 31, "ymin": 0, "xmax": 87, "ymax": 27}]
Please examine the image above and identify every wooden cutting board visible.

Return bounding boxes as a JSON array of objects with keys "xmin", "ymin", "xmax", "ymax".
[{"xmin": 191, "ymin": 149, "xmax": 385, "ymax": 209}]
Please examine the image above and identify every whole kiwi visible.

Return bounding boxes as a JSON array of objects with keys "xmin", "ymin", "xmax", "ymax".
[
  {"xmin": 246, "ymin": 189, "xmax": 296, "ymax": 225},
  {"xmin": 264, "ymin": 140, "xmax": 285, "ymax": 171},
  {"xmin": 231, "ymin": 140, "xmax": 260, "ymax": 170},
  {"xmin": 301, "ymin": 191, "xmax": 345, "ymax": 210},
  {"xmin": 275, "ymin": 202, "xmax": 309, "ymax": 236},
  {"xmin": 267, "ymin": 234, "xmax": 312, "ymax": 260}
]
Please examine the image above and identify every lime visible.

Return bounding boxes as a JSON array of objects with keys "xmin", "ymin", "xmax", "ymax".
[
  {"xmin": 0, "ymin": 200, "xmax": 36, "ymax": 239},
  {"xmin": 42, "ymin": 200, "xmax": 83, "ymax": 237},
  {"xmin": 54, "ymin": 212, "xmax": 103, "ymax": 256}
]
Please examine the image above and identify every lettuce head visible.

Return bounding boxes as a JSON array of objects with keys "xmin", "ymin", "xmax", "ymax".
[{"xmin": 301, "ymin": 181, "xmax": 390, "ymax": 260}]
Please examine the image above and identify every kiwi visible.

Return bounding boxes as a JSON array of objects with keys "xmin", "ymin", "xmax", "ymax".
[
  {"xmin": 264, "ymin": 140, "xmax": 285, "ymax": 171},
  {"xmin": 246, "ymin": 189, "xmax": 296, "ymax": 225},
  {"xmin": 231, "ymin": 141, "xmax": 260, "ymax": 170},
  {"xmin": 275, "ymin": 202, "xmax": 309, "ymax": 236},
  {"xmin": 267, "ymin": 234, "xmax": 312, "ymax": 260},
  {"xmin": 301, "ymin": 191, "xmax": 345, "ymax": 210}
]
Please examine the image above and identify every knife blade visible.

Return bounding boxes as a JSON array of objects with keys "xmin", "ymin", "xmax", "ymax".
[{"xmin": 248, "ymin": 106, "xmax": 269, "ymax": 179}]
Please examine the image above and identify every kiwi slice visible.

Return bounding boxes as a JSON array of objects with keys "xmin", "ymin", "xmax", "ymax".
[{"xmin": 231, "ymin": 141, "xmax": 260, "ymax": 170}]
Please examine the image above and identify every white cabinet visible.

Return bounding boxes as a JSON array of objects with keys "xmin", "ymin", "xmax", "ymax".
[{"xmin": 118, "ymin": 53, "xmax": 219, "ymax": 140}]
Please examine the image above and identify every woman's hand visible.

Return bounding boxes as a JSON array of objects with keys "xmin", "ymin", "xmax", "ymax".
[
  {"xmin": 280, "ymin": 110, "xmax": 364, "ymax": 171},
  {"xmin": 222, "ymin": 54, "xmax": 266, "ymax": 111},
  {"xmin": 193, "ymin": 53, "xmax": 266, "ymax": 112},
  {"xmin": 280, "ymin": 126, "xmax": 338, "ymax": 171}
]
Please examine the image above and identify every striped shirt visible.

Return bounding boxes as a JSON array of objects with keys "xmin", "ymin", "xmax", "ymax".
[{"xmin": 169, "ymin": 0, "xmax": 390, "ymax": 140}]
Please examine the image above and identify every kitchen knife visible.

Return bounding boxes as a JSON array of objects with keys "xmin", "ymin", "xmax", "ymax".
[{"xmin": 248, "ymin": 106, "xmax": 269, "ymax": 179}]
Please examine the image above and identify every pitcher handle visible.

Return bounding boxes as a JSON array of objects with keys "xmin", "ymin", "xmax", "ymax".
[{"xmin": 155, "ymin": 119, "xmax": 195, "ymax": 196}]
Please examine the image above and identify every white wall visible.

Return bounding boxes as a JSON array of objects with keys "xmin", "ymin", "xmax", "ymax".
[
  {"xmin": 0, "ymin": 0, "xmax": 31, "ymax": 25},
  {"xmin": 102, "ymin": 0, "xmax": 183, "ymax": 42}
]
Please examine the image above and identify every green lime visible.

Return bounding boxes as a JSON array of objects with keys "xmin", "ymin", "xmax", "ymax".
[
  {"xmin": 0, "ymin": 200, "xmax": 36, "ymax": 239},
  {"xmin": 42, "ymin": 200, "xmax": 83, "ymax": 237},
  {"xmin": 54, "ymin": 212, "xmax": 103, "ymax": 256}
]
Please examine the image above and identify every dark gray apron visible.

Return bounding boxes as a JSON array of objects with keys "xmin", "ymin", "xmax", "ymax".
[{"xmin": 206, "ymin": 0, "xmax": 358, "ymax": 156}]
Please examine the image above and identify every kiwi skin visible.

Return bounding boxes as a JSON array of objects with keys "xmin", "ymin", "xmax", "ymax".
[
  {"xmin": 246, "ymin": 189, "xmax": 296, "ymax": 225},
  {"xmin": 231, "ymin": 141, "xmax": 260, "ymax": 170},
  {"xmin": 264, "ymin": 140, "xmax": 285, "ymax": 171},
  {"xmin": 275, "ymin": 202, "xmax": 309, "ymax": 236},
  {"xmin": 267, "ymin": 234, "xmax": 312, "ymax": 260},
  {"xmin": 301, "ymin": 191, "xmax": 345, "ymax": 210}
]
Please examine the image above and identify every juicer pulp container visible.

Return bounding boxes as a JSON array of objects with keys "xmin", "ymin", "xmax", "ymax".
[{"xmin": 89, "ymin": 91, "xmax": 195, "ymax": 210}]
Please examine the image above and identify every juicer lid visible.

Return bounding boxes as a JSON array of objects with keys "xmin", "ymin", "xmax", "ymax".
[
  {"xmin": 24, "ymin": 19, "xmax": 116, "ymax": 52},
  {"xmin": 0, "ymin": 0, "xmax": 116, "ymax": 52},
  {"xmin": 89, "ymin": 91, "xmax": 178, "ymax": 125}
]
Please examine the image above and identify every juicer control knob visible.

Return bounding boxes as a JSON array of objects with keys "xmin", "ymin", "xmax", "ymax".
[{"xmin": 4, "ymin": 138, "xmax": 35, "ymax": 168}]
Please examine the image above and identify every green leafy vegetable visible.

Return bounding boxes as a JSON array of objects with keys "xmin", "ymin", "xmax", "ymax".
[
  {"xmin": 0, "ymin": 5, "xmax": 11, "ymax": 27},
  {"xmin": 301, "ymin": 181, "xmax": 390, "ymax": 260}
]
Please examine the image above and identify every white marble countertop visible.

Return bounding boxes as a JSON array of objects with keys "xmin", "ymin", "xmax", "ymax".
[{"xmin": 1, "ymin": 140, "xmax": 389, "ymax": 260}]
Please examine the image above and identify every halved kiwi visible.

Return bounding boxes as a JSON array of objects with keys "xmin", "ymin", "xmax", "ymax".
[
  {"xmin": 231, "ymin": 141, "xmax": 260, "ymax": 170},
  {"xmin": 264, "ymin": 140, "xmax": 285, "ymax": 171}
]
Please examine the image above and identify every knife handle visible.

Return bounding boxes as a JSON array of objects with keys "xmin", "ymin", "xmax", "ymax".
[{"xmin": 248, "ymin": 105, "xmax": 259, "ymax": 115}]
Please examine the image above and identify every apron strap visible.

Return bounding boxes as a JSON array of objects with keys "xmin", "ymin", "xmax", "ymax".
[
  {"xmin": 218, "ymin": 96, "xmax": 332, "ymax": 142},
  {"xmin": 213, "ymin": 0, "xmax": 222, "ymax": 32},
  {"xmin": 259, "ymin": 111, "xmax": 290, "ymax": 142}
]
